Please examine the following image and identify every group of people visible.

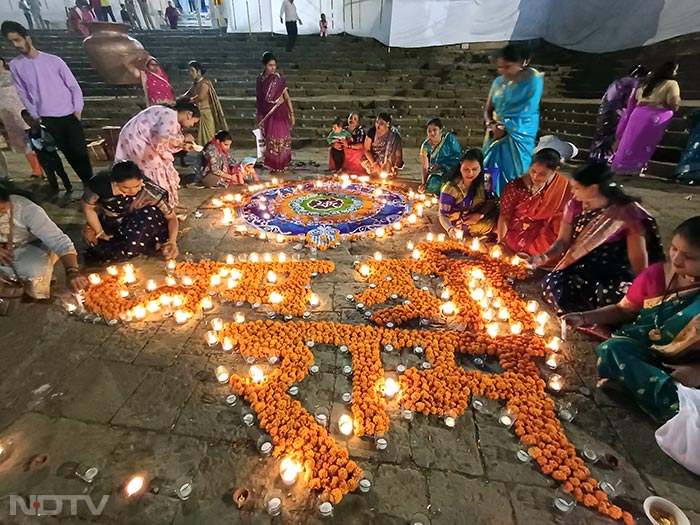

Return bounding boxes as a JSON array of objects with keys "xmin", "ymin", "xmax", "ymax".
[{"xmin": 66, "ymin": 0, "xmax": 168, "ymax": 35}]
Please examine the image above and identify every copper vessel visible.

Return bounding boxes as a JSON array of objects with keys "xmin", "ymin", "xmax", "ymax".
[{"xmin": 82, "ymin": 22, "xmax": 148, "ymax": 85}]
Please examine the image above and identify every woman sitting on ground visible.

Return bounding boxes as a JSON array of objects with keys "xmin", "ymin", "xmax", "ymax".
[
  {"xmin": 0, "ymin": 183, "xmax": 87, "ymax": 300},
  {"xmin": 563, "ymin": 216, "xmax": 700, "ymax": 422},
  {"xmin": 362, "ymin": 112, "xmax": 404, "ymax": 177},
  {"xmin": 438, "ymin": 148, "xmax": 499, "ymax": 239},
  {"xmin": 498, "ymin": 146, "xmax": 571, "ymax": 257},
  {"xmin": 82, "ymin": 160, "xmax": 179, "ymax": 263},
  {"xmin": 341, "ymin": 112, "xmax": 366, "ymax": 175},
  {"xmin": 420, "ymin": 117, "xmax": 462, "ymax": 195},
  {"xmin": 196, "ymin": 130, "xmax": 258, "ymax": 188},
  {"xmin": 526, "ymin": 162, "xmax": 663, "ymax": 314}
]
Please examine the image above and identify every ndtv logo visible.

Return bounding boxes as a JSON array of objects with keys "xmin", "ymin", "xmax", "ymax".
[{"xmin": 10, "ymin": 495, "xmax": 110, "ymax": 516}]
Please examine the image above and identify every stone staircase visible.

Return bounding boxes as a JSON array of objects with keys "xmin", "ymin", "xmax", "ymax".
[{"xmin": 19, "ymin": 29, "xmax": 700, "ymax": 179}]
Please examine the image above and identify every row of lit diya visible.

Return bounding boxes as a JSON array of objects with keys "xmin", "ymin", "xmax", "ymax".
[{"xmin": 74, "ymin": 241, "xmax": 632, "ymax": 523}]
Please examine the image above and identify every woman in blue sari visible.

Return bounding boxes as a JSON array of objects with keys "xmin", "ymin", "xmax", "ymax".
[
  {"xmin": 563, "ymin": 216, "xmax": 700, "ymax": 422},
  {"xmin": 420, "ymin": 117, "xmax": 462, "ymax": 195},
  {"xmin": 483, "ymin": 45, "xmax": 544, "ymax": 196}
]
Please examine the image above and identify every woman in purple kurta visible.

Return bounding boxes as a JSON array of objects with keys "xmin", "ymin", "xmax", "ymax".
[
  {"xmin": 256, "ymin": 51, "xmax": 294, "ymax": 172},
  {"xmin": 589, "ymin": 65, "xmax": 648, "ymax": 164}
]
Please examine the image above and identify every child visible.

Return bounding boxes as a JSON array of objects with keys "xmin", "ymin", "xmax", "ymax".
[
  {"xmin": 327, "ymin": 117, "xmax": 351, "ymax": 171},
  {"xmin": 319, "ymin": 13, "xmax": 328, "ymax": 37},
  {"xmin": 22, "ymin": 110, "xmax": 73, "ymax": 195}
]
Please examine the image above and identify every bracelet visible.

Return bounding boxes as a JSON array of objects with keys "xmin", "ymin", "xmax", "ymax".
[
  {"xmin": 65, "ymin": 266, "xmax": 80, "ymax": 275},
  {"xmin": 95, "ymin": 229, "xmax": 105, "ymax": 239}
]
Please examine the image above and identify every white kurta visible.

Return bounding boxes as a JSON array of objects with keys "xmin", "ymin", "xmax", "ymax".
[{"xmin": 0, "ymin": 195, "xmax": 76, "ymax": 299}]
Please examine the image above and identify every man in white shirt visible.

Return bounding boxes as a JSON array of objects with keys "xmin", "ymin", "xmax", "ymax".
[{"xmin": 279, "ymin": 0, "xmax": 302, "ymax": 51}]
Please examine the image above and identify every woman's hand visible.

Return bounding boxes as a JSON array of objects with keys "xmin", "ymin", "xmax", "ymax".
[
  {"xmin": 162, "ymin": 241, "xmax": 179, "ymax": 260},
  {"xmin": 418, "ymin": 183, "xmax": 426, "ymax": 193},
  {"xmin": 290, "ymin": 113, "xmax": 296, "ymax": 127},
  {"xmin": 66, "ymin": 272, "xmax": 89, "ymax": 294},
  {"xmin": 518, "ymin": 252, "xmax": 545, "ymax": 268},
  {"xmin": 447, "ymin": 226, "xmax": 460, "ymax": 240},
  {"xmin": 561, "ymin": 312, "xmax": 587, "ymax": 329}
]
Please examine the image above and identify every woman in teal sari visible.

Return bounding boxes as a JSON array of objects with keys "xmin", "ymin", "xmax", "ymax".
[
  {"xmin": 420, "ymin": 117, "xmax": 462, "ymax": 195},
  {"xmin": 483, "ymin": 45, "xmax": 544, "ymax": 196},
  {"xmin": 563, "ymin": 216, "xmax": 700, "ymax": 422}
]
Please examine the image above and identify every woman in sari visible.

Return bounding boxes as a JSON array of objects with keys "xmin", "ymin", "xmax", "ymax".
[
  {"xmin": 182, "ymin": 61, "xmax": 228, "ymax": 146},
  {"xmin": 589, "ymin": 65, "xmax": 649, "ymax": 163},
  {"xmin": 362, "ymin": 112, "xmax": 404, "ymax": 177},
  {"xmin": 0, "ymin": 183, "xmax": 87, "ymax": 300},
  {"xmin": 0, "ymin": 57, "xmax": 42, "ymax": 177},
  {"xmin": 675, "ymin": 109, "xmax": 700, "ymax": 184},
  {"xmin": 527, "ymin": 162, "xmax": 663, "ymax": 314},
  {"xmin": 82, "ymin": 160, "xmax": 179, "ymax": 263},
  {"xmin": 256, "ymin": 52, "xmax": 294, "ymax": 172},
  {"xmin": 341, "ymin": 112, "xmax": 366, "ymax": 175},
  {"xmin": 483, "ymin": 44, "xmax": 544, "ymax": 196},
  {"xmin": 438, "ymin": 148, "xmax": 498, "ymax": 239},
  {"xmin": 195, "ymin": 130, "xmax": 257, "ymax": 188},
  {"xmin": 499, "ymin": 147, "xmax": 571, "ymax": 257},
  {"xmin": 115, "ymin": 99, "xmax": 200, "ymax": 209},
  {"xmin": 563, "ymin": 216, "xmax": 700, "ymax": 422},
  {"xmin": 138, "ymin": 57, "xmax": 175, "ymax": 107},
  {"xmin": 612, "ymin": 61, "xmax": 681, "ymax": 175},
  {"xmin": 67, "ymin": 0, "xmax": 95, "ymax": 37},
  {"xmin": 420, "ymin": 117, "xmax": 462, "ymax": 195}
]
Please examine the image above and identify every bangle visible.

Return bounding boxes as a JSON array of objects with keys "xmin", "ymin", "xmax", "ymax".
[
  {"xmin": 95, "ymin": 229, "xmax": 105, "ymax": 239},
  {"xmin": 65, "ymin": 266, "xmax": 80, "ymax": 275}
]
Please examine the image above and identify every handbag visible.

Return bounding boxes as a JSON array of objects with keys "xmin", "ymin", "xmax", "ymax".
[{"xmin": 655, "ymin": 382, "xmax": 700, "ymax": 475}]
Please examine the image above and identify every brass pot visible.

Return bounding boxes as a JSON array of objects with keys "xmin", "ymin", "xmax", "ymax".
[{"xmin": 82, "ymin": 22, "xmax": 148, "ymax": 85}]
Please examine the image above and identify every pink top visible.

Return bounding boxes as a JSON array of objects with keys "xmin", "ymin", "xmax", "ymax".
[
  {"xmin": 562, "ymin": 199, "xmax": 639, "ymax": 242},
  {"xmin": 624, "ymin": 262, "xmax": 666, "ymax": 308}
]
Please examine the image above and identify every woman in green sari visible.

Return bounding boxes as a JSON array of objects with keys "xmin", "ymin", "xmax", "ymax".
[
  {"xmin": 563, "ymin": 216, "xmax": 700, "ymax": 422},
  {"xmin": 420, "ymin": 117, "xmax": 462, "ymax": 195}
]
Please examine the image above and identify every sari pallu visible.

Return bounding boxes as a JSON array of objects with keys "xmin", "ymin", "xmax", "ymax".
[
  {"xmin": 597, "ymin": 290, "xmax": 700, "ymax": 422},
  {"xmin": 590, "ymin": 76, "xmax": 639, "ymax": 163},
  {"xmin": 422, "ymin": 131, "xmax": 462, "ymax": 195},
  {"xmin": 612, "ymin": 99, "xmax": 674, "ymax": 174},
  {"xmin": 542, "ymin": 202, "xmax": 663, "ymax": 313},
  {"xmin": 483, "ymin": 68, "xmax": 544, "ymax": 196},
  {"xmin": 500, "ymin": 173, "xmax": 570, "ymax": 256},
  {"xmin": 256, "ymin": 72, "xmax": 291, "ymax": 171}
]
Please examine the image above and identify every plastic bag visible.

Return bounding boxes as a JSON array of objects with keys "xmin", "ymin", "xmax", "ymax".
[
  {"xmin": 252, "ymin": 128, "xmax": 265, "ymax": 160},
  {"xmin": 655, "ymin": 383, "xmax": 700, "ymax": 475}
]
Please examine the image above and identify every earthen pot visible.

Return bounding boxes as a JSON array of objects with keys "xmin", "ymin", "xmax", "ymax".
[{"xmin": 82, "ymin": 22, "xmax": 148, "ymax": 85}]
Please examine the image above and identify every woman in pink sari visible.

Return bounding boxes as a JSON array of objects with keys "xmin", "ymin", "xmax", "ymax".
[
  {"xmin": 115, "ymin": 100, "xmax": 199, "ymax": 209},
  {"xmin": 67, "ymin": 0, "xmax": 95, "ymax": 37},
  {"xmin": 612, "ymin": 62, "xmax": 681, "ymax": 175},
  {"xmin": 139, "ymin": 57, "xmax": 175, "ymax": 107},
  {"xmin": 256, "ymin": 51, "xmax": 294, "ymax": 172}
]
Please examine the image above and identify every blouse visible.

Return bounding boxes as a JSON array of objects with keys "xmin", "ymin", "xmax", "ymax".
[
  {"xmin": 635, "ymin": 80, "xmax": 680, "ymax": 107},
  {"xmin": 82, "ymin": 171, "xmax": 173, "ymax": 219},
  {"xmin": 0, "ymin": 195, "xmax": 76, "ymax": 257},
  {"xmin": 346, "ymin": 125, "xmax": 366, "ymax": 145},
  {"xmin": 624, "ymin": 262, "xmax": 666, "ymax": 308}
]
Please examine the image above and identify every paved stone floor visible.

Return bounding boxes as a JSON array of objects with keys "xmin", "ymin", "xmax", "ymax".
[{"xmin": 1, "ymin": 149, "xmax": 700, "ymax": 525}]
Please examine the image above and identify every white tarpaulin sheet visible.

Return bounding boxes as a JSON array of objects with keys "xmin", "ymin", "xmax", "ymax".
[{"xmin": 225, "ymin": 0, "xmax": 700, "ymax": 53}]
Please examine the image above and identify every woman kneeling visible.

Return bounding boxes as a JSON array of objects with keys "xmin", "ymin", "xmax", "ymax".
[
  {"xmin": 527, "ymin": 162, "xmax": 663, "ymax": 314},
  {"xmin": 563, "ymin": 216, "xmax": 700, "ymax": 422},
  {"xmin": 82, "ymin": 160, "xmax": 179, "ymax": 263},
  {"xmin": 438, "ymin": 149, "xmax": 499, "ymax": 239},
  {"xmin": 498, "ymin": 148, "xmax": 571, "ymax": 257}
]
